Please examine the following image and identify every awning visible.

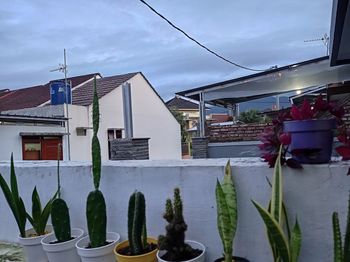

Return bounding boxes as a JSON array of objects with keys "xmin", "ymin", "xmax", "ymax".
[
  {"xmin": 177, "ymin": 57, "xmax": 350, "ymax": 107},
  {"xmin": 330, "ymin": 0, "xmax": 350, "ymax": 66},
  {"xmin": 19, "ymin": 132, "xmax": 68, "ymax": 136}
]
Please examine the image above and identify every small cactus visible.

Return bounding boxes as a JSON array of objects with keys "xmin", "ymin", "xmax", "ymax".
[
  {"xmin": 86, "ymin": 75, "xmax": 107, "ymax": 248},
  {"xmin": 128, "ymin": 191, "xmax": 147, "ymax": 255},
  {"xmin": 158, "ymin": 188, "xmax": 198, "ymax": 261}
]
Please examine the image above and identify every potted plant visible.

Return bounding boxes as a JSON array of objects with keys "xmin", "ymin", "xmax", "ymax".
[
  {"xmin": 260, "ymin": 95, "xmax": 344, "ymax": 166},
  {"xmin": 0, "ymin": 154, "xmax": 55, "ymax": 262},
  {"xmin": 75, "ymin": 76, "xmax": 120, "ymax": 262},
  {"xmin": 156, "ymin": 188, "xmax": 205, "ymax": 262},
  {"xmin": 41, "ymin": 149, "xmax": 84, "ymax": 262},
  {"xmin": 332, "ymin": 193, "xmax": 350, "ymax": 262},
  {"xmin": 252, "ymin": 147, "xmax": 302, "ymax": 262},
  {"xmin": 114, "ymin": 191, "xmax": 158, "ymax": 262},
  {"xmin": 215, "ymin": 161, "xmax": 249, "ymax": 262}
]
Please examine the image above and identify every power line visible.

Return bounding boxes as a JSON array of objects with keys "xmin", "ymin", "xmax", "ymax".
[{"xmin": 139, "ymin": 0, "xmax": 270, "ymax": 72}]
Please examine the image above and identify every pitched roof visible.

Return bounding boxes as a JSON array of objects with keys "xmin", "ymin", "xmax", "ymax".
[
  {"xmin": 0, "ymin": 73, "xmax": 98, "ymax": 111},
  {"xmin": 166, "ymin": 96, "xmax": 199, "ymax": 110},
  {"xmin": 73, "ymin": 72, "xmax": 138, "ymax": 106}
]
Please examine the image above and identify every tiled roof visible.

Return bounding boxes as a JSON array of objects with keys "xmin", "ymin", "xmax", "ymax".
[
  {"xmin": 166, "ymin": 96, "xmax": 199, "ymax": 110},
  {"xmin": 0, "ymin": 73, "xmax": 98, "ymax": 111},
  {"xmin": 73, "ymin": 72, "xmax": 138, "ymax": 106}
]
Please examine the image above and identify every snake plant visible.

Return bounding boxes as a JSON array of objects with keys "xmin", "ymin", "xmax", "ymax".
[
  {"xmin": 333, "ymin": 192, "xmax": 350, "ymax": 262},
  {"xmin": 252, "ymin": 147, "xmax": 302, "ymax": 262},
  {"xmin": 215, "ymin": 160, "xmax": 237, "ymax": 262}
]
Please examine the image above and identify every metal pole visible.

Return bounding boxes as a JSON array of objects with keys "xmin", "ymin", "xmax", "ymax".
[
  {"xmin": 122, "ymin": 82, "xmax": 133, "ymax": 138},
  {"xmin": 199, "ymin": 92, "xmax": 206, "ymax": 137},
  {"xmin": 64, "ymin": 49, "xmax": 71, "ymax": 160}
]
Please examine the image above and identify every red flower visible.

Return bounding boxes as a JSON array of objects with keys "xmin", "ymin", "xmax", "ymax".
[{"xmin": 279, "ymin": 133, "xmax": 291, "ymax": 145}]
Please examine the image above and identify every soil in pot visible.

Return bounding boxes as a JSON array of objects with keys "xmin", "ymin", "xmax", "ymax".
[
  {"xmin": 117, "ymin": 243, "xmax": 157, "ymax": 256},
  {"xmin": 49, "ymin": 237, "xmax": 74, "ymax": 244},
  {"xmin": 214, "ymin": 256, "xmax": 250, "ymax": 262},
  {"xmin": 160, "ymin": 246, "xmax": 203, "ymax": 261}
]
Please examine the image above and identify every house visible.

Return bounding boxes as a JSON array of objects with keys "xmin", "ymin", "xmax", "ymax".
[{"xmin": 0, "ymin": 72, "xmax": 181, "ymax": 161}]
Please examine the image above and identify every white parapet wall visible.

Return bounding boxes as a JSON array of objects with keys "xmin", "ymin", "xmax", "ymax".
[{"xmin": 0, "ymin": 158, "xmax": 350, "ymax": 261}]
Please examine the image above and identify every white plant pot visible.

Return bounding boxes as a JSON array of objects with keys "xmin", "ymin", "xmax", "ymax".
[
  {"xmin": 76, "ymin": 232, "xmax": 120, "ymax": 262},
  {"xmin": 18, "ymin": 225, "xmax": 53, "ymax": 262},
  {"xmin": 157, "ymin": 240, "xmax": 206, "ymax": 262},
  {"xmin": 41, "ymin": 228, "xmax": 84, "ymax": 262}
]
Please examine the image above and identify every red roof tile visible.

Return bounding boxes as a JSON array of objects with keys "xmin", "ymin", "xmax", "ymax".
[{"xmin": 0, "ymin": 73, "xmax": 99, "ymax": 111}]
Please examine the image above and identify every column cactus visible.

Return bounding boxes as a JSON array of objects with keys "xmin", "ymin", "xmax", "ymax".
[
  {"xmin": 333, "ymin": 192, "xmax": 350, "ymax": 262},
  {"xmin": 86, "ymin": 76, "xmax": 107, "ymax": 248},
  {"xmin": 128, "ymin": 191, "xmax": 147, "ymax": 255},
  {"xmin": 158, "ymin": 188, "xmax": 197, "ymax": 261},
  {"xmin": 51, "ymin": 145, "xmax": 72, "ymax": 243}
]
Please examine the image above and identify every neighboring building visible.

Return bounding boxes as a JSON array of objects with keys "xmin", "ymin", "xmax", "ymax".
[
  {"xmin": 166, "ymin": 95, "xmax": 200, "ymax": 130},
  {"xmin": 0, "ymin": 72, "xmax": 181, "ymax": 161}
]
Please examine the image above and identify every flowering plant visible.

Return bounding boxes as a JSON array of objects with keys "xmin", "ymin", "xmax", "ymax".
[{"xmin": 259, "ymin": 95, "xmax": 345, "ymax": 168}]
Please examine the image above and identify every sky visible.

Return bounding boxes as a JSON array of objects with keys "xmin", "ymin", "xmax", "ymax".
[{"xmin": 0, "ymin": 0, "xmax": 332, "ymax": 101}]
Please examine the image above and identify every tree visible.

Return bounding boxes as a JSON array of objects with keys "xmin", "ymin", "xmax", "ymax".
[
  {"xmin": 169, "ymin": 107, "xmax": 189, "ymax": 143},
  {"xmin": 238, "ymin": 109, "xmax": 263, "ymax": 123}
]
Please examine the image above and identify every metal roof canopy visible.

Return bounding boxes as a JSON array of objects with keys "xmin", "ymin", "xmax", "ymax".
[
  {"xmin": 330, "ymin": 0, "xmax": 350, "ymax": 66},
  {"xmin": 177, "ymin": 56, "xmax": 350, "ymax": 107}
]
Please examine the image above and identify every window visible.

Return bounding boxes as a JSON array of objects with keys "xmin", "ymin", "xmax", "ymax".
[
  {"xmin": 107, "ymin": 129, "xmax": 123, "ymax": 159},
  {"xmin": 22, "ymin": 136, "xmax": 63, "ymax": 160}
]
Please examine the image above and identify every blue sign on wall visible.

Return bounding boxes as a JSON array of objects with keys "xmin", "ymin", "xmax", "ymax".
[{"xmin": 50, "ymin": 80, "xmax": 72, "ymax": 105}]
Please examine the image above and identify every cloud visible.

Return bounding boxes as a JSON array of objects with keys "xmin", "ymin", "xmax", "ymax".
[{"xmin": 0, "ymin": 0, "xmax": 332, "ymax": 100}]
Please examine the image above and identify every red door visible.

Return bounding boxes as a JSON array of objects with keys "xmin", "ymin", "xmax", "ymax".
[{"xmin": 41, "ymin": 137, "xmax": 63, "ymax": 160}]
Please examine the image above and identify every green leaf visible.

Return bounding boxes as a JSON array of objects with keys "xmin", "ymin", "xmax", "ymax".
[
  {"xmin": 333, "ymin": 212, "xmax": 343, "ymax": 262},
  {"xmin": 344, "ymin": 193, "xmax": 350, "ymax": 261},
  {"xmin": 10, "ymin": 154, "xmax": 20, "ymax": 208},
  {"xmin": 290, "ymin": 218, "xmax": 302, "ymax": 262},
  {"xmin": 271, "ymin": 146, "xmax": 283, "ymax": 224},
  {"xmin": 31, "ymin": 187, "xmax": 42, "ymax": 227},
  {"xmin": 252, "ymin": 200, "xmax": 290, "ymax": 262},
  {"xmin": 216, "ymin": 180, "xmax": 233, "ymax": 257}
]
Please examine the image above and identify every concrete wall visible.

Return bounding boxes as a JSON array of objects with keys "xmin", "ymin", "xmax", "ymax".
[
  {"xmin": 0, "ymin": 159, "xmax": 349, "ymax": 262},
  {"xmin": 0, "ymin": 124, "xmax": 67, "ymax": 161}
]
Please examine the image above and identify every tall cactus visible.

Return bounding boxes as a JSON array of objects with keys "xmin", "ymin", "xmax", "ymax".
[
  {"xmin": 158, "ymin": 188, "xmax": 198, "ymax": 261},
  {"xmin": 333, "ymin": 192, "xmax": 350, "ymax": 262},
  {"xmin": 128, "ymin": 191, "xmax": 147, "ymax": 255},
  {"xmin": 216, "ymin": 160, "xmax": 237, "ymax": 262},
  {"xmin": 51, "ymin": 145, "xmax": 72, "ymax": 243},
  {"xmin": 86, "ymin": 76, "xmax": 107, "ymax": 248},
  {"xmin": 0, "ymin": 154, "xmax": 27, "ymax": 237}
]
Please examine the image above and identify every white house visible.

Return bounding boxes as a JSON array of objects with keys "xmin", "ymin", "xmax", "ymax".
[{"xmin": 0, "ymin": 72, "xmax": 181, "ymax": 161}]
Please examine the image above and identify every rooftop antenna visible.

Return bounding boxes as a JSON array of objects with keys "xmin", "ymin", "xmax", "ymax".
[
  {"xmin": 50, "ymin": 49, "xmax": 71, "ymax": 161},
  {"xmin": 304, "ymin": 33, "xmax": 330, "ymax": 56}
]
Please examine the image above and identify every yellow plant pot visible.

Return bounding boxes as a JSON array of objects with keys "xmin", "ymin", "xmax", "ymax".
[{"xmin": 114, "ymin": 237, "xmax": 158, "ymax": 262}]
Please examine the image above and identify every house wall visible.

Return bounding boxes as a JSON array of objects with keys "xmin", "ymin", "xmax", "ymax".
[
  {"xmin": 0, "ymin": 124, "xmax": 67, "ymax": 161},
  {"xmin": 0, "ymin": 159, "xmax": 349, "ymax": 262},
  {"xmin": 87, "ymin": 73, "xmax": 181, "ymax": 160}
]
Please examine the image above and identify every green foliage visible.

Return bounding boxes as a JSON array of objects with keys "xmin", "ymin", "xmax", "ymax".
[
  {"xmin": 332, "ymin": 193, "xmax": 350, "ymax": 262},
  {"xmin": 26, "ymin": 187, "xmax": 57, "ymax": 236},
  {"xmin": 252, "ymin": 147, "xmax": 302, "ymax": 262},
  {"xmin": 0, "ymin": 154, "xmax": 27, "ymax": 237},
  {"xmin": 158, "ymin": 188, "xmax": 196, "ymax": 261},
  {"xmin": 128, "ymin": 191, "xmax": 147, "ymax": 255},
  {"xmin": 86, "ymin": 75, "xmax": 107, "ymax": 248},
  {"xmin": 238, "ymin": 109, "xmax": 263, "ymax": 123},
  {"xmin": 169, "ymin": 107, "xmax": 189, "ymax": 143},
  {"xmin": 87, "ymin": 190, "xmax": 107, "ymax": 248},
  {"xmin": 215, "ymin": 161, "xmax": 237, "ymax": 262}
]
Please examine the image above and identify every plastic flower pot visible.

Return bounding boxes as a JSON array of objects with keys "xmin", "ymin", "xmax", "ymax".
[
  {"xmin": 283, "ymin": 118, "xmax": 336, "ymax": 164},
  {"xmin": 41, "ymin": 228, "xmax": 84, "ymax": 262},
  {"xmin": 214, "ymin": 257, "xmax": 250, "ymax": 262},
  {"xmin": 18, "ymin": 225, "xmax": 53, "ymax": 262},
  {"xmin": 114, "ymin": 237, "xmax": 158, "ymax": 262},
  {"xmin": 76, "ymin": 232, "xmax": 120, "ymax": 262},
  {"xmin": 156, "ymin": 240, "xmax": 206, "ymax": 262}
]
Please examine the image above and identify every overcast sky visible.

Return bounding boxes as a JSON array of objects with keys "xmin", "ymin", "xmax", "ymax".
[{"xmin": 0, "ymin": 0, "xmax": 332, "ymax": 100}]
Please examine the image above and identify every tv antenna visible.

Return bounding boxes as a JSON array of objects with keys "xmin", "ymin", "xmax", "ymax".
[
  {"xmin": 50, "ymin": 49, "xmax": 71, "ymax": 161},
  {"xmin": 304, "ymin": 33, "xmax": 330, "ymax": 55}
]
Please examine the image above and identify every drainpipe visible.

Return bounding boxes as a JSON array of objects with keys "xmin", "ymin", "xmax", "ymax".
[
  {"xmin": 122, "ymin": 82, "xmax": 133, "ymax": 138},
  {"xmin": 199, "ymin": 92, "xmax": 206, "ymax": 137}
]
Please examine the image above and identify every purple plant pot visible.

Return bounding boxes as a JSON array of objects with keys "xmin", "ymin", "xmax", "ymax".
[{"xmin": 283, "ymin": 119, "xmax": 336, "ymax": 164}]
